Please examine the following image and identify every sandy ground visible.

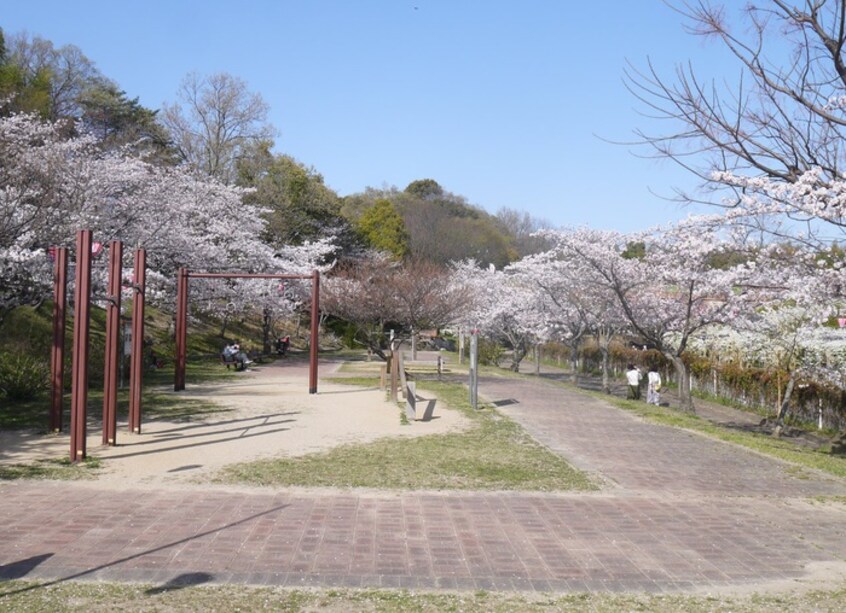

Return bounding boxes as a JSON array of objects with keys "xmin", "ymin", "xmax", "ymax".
[{"xmin": 0, "ymin": 359, "xmax": 470, "ymax": 488}]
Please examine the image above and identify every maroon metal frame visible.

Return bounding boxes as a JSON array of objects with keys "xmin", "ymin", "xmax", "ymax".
[
  {"xmin": 70, "ymin": 230, "xmax": 93, "ymax": 462},
  {"xmin": 49, "ymin": 247, "xmax": 69, "ymax": 432},
  {"xmin": 128, "ymin": 248, "xmax": 146, "ymax": 434},
  {"xmin": 50, "ymin": 233, "xmax": 148, "ymax": 459},
  {"xmin": 173, "ymin": 270, "xmax": 321, "ymax": 394},
  {"xmin": 174, "ymin": 267, "xmax": 189, "ymax": 391},
  {"xmin": 101, "ymin": 240, "xmax": 123, "ymax": 446},
  {"xmin": 309, "ymin": 270, "xmax": 320, "ymax": 394}
]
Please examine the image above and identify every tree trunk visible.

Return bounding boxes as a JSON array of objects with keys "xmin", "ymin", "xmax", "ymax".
[
  {"xmin": 569, "ymin": 345, "xmax": 579, "ymax": 384},
  {"xmin": 411, "ymin": 327, "xmax": 417, "ymax": 361},
  {"xmin": 510, "ymin": 340, "xmax": 528, "ymax": 372},
  {"xmin": 773, "ymin": 375, "xmax": 795, "ymax": 437},
  {"xmin": 458, "ymin": 328, "xmax": 464, "ymax": 364},
  {"xmin": 370, "ymin": 344, "xmax": 388, "ymax": 361},
  {"xmin": 600, "ymin": 346, "xmax": 611, "ymax": 394},
  {"xmin": 261, "ymin": 308, "xmax": 272, "ymax": 354},
  {"xmin": 667, "ymin": 353, "xmax": 695, "ymax": 413}
]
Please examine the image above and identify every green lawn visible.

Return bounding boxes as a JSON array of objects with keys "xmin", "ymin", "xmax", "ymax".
[
  {"xmin": 216, "ymin": 379, "xmax": 596, "ymax": 492},
  {"xmin": 2, "ymin": 580, "xmax": 844, "ymax": 612},
  {"xmin": 0, "ymin": 456, "xmax": 101, "ymax": 481}
]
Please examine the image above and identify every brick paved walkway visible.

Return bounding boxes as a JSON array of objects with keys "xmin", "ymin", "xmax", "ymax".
[{"xmin": 2, "ymin": 373, "xmax": 846, "ymax": 594}]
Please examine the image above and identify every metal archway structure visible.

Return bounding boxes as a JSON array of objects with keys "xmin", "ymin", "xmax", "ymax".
[
  {"xmin": 50, "ymin": 229, "xmax": 148, "ymax": 462},
  {"xmin": 173, "ymin": 268, "xmax": 320, "ymax": 394}
]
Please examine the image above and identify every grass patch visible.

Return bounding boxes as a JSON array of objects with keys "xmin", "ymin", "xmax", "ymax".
[
  {"xmin": 0, "ymin": 361, "xmax": 236, "ymax": 433},
  {"xmin": 0, "ymin": 456, "xmax": 101, "ymax": 481},
  {"xmin": 0, "ymin": 301, "xmax": 267, "ymax": 431},
  {"xmin": 0, "ymin": 397, "xmax": 51, "ymax": 430},
  {"xmin": 1, "ymin": 581, "xmax": 845, "ymax": 612},
  {"xmin": 326, "ymin": 375, "xmax": 382, "ymax": 388},
  {"xmin": 144, "ymin": 358, "xmax": 245, "ymax": 387},
  {"xmin": 215, "ymin": 380, "xmax": 596, "ymax": 491},
  {"xmin": 139, "ymin": 393, "xmax": 231, "ymax": 422}
]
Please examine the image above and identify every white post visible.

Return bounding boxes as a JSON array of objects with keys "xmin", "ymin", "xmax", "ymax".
[{"xmin": 469, "ymin": 330, "xmax": 479, "ymax": 410}]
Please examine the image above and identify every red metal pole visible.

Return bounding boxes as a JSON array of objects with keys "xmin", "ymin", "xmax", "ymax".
[
  {"xmin": 172, "ymin": 270, "xmax": 318, "ymax": 392},
  {"xmin": 50, "ymin": 247, "xmax": 68, "ymax": 432},
  {"xmin": 309, "ymin": 270, "xmax": 320, "ymax": 394},
  {"xmin": 174, "ymin": 267, "xmax": 188, "ymax": 391},
  {"xmin": 101, "ymin": 240, "xmax": 122, "ymax": 446},
  {"xmin": 187, "ymin": 272, "xmax": 316, "ymax": 280},
  {"xmin": 128, "ymin": 248, "xmax": 146, "ymax": 433},
  {"xmin": 70, "ymin": 230, "xmax": 93, "ymax": 462}
]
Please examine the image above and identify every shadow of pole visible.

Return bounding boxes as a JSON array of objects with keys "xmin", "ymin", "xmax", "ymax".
[
  {"xmin": 0, "ymin": 503, "xmax": 290, "ymax": 597},
  {"xmin": 0, "ymin": 554, "xmax": 54, "ymax": 579},
  {"xmin": 145, "ymin": 571, "xmax": 215, "ymax": 594}
]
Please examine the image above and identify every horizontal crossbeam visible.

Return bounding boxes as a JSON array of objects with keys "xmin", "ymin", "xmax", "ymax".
[{"xmin": 188, "ymin": 272, "xmax": 313, "ymax": 280}]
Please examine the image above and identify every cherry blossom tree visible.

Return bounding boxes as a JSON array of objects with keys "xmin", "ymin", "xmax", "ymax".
[
  {"xmin": 321, "ymin": 255, "xmax": 467, "ymax": 360},
  {"xmin": 0, "ymin": 110, "xmax": 331, "ymax": 321},
  {"xmin": 511, "ymin": 252, "xmax": 589, "ymax": 382},
  {"xmin": 539, "ymin": 222, "xmax": 765, "ymax": 412},
  {"xmin": 452, "ymin": 261, "xmax": 551, "ymax": 372},
  {"xmin": 320, "ymin": 254, "xmax": 397, "ymax": 360},
  {"xmin": 512, "ymin": 248, "xmax": 629, "ymax": 392},
  {"xmin": 693, "ymin": 246, "xmax": 843, "ymax": 431},
  {"xmin": 627, "ymin": 1, "xmax": 846, "ymax": 206}
]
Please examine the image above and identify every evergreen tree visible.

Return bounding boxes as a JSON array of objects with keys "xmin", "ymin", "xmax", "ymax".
[{"xmin": 356, "ymin": 199, "xmax": 410, "ymax": 259}]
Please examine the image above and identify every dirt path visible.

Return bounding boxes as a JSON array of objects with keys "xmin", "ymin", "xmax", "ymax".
[{"xmin": 0, "ymin": 359, "xmax": 470, "ymax": 488}]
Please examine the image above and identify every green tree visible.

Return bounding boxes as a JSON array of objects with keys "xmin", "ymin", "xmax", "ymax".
[
  {"xmin": 621, "ymin": 241, "xmax": 646, "ymax": 260},
  {"xmin": 356, "ymin": 199, "xmax": 410, "ymax": 258},
  {"xmin": 0, "ymin": 29, "xmax": 52, "ymax": 118},
  {"xmin": 342, "ymin": 181, "xmax": 517, "ymax": 266},
  {"xmin": 238, "ymin": 142, "xmax": 356, "ymax": 250},
  {"xmin": 5, "ymin": 31, "xmax": 103, "ymax": 121},
  {"xmin": 78, "ymin": 83, "xmax": 174, "ymax": 160},
  {"xmin": 405, "ymin": 178, "xmax": 444, "ymax": 200}
]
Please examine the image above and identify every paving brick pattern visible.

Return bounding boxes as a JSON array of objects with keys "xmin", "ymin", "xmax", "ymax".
[
  {"xmin": 2, "ymin": 373, "xmax": 846, "ymax": 594},
  {"xmin": 481, "ymin": 377, "xmax": 846, "ymax": 497}
]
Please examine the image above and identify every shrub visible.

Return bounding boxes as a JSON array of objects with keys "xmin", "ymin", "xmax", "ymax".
[
  {"xmin": 478, "ymin": 338, "xmax": 504, "ymax": 366},
  {"xmin": 0, "ymin": 352, "xmax": 50, "ymax": 400}
]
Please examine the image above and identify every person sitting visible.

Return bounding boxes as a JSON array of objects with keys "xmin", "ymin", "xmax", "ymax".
[
  {"xmin": 276, "ymin": 335, "xmax": 290, "ymax": 356},
  {"xmin": 232, "ymin": 342, "xmax": 253, "ymax": 368},
  {"xmin": 222, "ymin": 342, "xmax": 248, "ymax": 371}
]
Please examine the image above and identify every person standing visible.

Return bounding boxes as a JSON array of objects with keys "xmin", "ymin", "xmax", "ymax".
[
  {"xmin": 626, "ymin": 364, "xmax": 642, "ymax": 400},
  {"xmin": 647, "ymin": 367, "xmax": 662, "ymax": 406}
]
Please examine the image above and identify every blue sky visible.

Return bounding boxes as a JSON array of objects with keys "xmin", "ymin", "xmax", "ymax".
[{"xmin": 2, "ymin": 1, "xmax": 728, "ymax": 232}]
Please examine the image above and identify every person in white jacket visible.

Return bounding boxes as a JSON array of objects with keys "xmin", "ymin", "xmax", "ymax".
[
  {"xmin": 625, "ymin": 364, "xmax": 642, "ymax": 400},
  {"xmin": 647, "ymin": 367, "xmax": 662, "ymax": 406}
]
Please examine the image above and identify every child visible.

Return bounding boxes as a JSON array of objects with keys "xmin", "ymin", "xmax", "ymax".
[{"xmin": 647, "ymin": 367, "xmax": 662, "ymax": 406}]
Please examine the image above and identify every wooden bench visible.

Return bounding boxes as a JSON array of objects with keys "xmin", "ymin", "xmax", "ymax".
[
  {"xmin": 405, "ymin": 381, "xmax": 437, "ymax": 421},
  {"xmin": 248, "ymin": 349, "xmax": 270, "ymax": 364},
  {"xmin": 404, "ymin": 356, "xmax": 448, "ymax": 376},
  {"xmin": 220, "ymin": 352, "xmax": 246, "ymax": 371}
]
